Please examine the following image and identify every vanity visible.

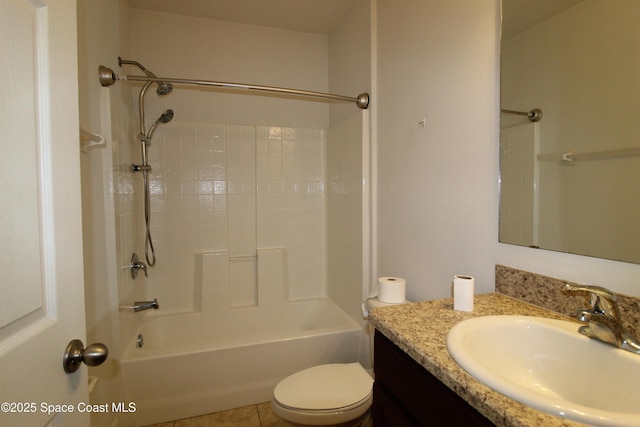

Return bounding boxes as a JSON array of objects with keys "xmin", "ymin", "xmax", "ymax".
[{"xmin": 369, "ymin": 293, "xmax": 587, "ymax": 427}]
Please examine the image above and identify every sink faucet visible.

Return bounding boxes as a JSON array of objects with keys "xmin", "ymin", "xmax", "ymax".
[
  {"xmin": 133, "ymin": 299, "xmax": 159, "ymax": 312},
  {"xmin": 564, "ymin": 283, "xmax": 640, "ymax": 354}
]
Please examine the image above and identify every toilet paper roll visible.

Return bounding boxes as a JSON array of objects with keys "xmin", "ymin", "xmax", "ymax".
[
  {"xmin": 378, "ymin": 277, "xmax": 406, "ymax": 303},
  {"xmin": 453, "ymin": 275, "xmax": 474, "ymax": 312}
]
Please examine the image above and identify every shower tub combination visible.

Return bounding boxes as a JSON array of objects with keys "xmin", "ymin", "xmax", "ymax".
[
  {"xmin": 119, "ymin": 250, "xmax": 364, "ymax": 426},
  {"xmin": 120, "ymin": 299, "xmax": 361, "ymax": 426},
  {"xmin": 105, "ymin": 59, "xmax": 370, "ymax": 426}
]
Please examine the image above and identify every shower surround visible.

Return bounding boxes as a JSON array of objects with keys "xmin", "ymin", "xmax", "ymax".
[{"xmin": 144, "ymin": 121, "xmax": 328, "ymax": 312}]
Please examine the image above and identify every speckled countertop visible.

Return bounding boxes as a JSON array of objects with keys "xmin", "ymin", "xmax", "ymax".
[{"xmin": 369, "ymin": 293, "xmax": 588, "ymax": 427}]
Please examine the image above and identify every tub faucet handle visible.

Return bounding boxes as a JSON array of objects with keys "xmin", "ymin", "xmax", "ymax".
[{"xmin": 130, "ymin": 253, "xmax": 148, "ymax": 279}]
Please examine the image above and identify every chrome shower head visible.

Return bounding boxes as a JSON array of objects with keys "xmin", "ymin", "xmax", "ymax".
[
  {"xmin": 142, "ymin": 70, "xmax": 172, "ymax": 96},
  {"xmin": 146, "ymin": 109, "xmax": 174, "ymax": 141},
  {"xmin": 155, "ymin": 80, "xmax": 173, "ymax": 96},
  {"xmin": 118, "ymin": 57, "xmax": 173, "ymax": 96},
  {"xmin": 159, "ymin": 109, "xmax": 174, "ymax": 123}
]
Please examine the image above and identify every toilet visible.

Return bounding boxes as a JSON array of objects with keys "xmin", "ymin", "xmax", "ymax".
[
  {"xmin": 271, "ymin": 362, "xmax": 373, "ymax": 426},
  {"xmin": 271, "ymin": 297, "xmax": 405, "ymax": 426}
]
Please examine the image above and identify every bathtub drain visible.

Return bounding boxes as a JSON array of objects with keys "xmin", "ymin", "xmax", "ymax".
[{"xmin": 136, "ymin": 334, "xmax": 144, "ymax": 348}]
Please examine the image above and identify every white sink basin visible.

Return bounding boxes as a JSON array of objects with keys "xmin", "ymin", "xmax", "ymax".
[{"xmin": 447, "ymin": 315, "xmax": 640, "ymax": 426}]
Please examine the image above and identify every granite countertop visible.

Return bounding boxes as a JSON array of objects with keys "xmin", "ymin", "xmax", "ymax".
[{"xmin": 369, "ymin": 292, "xmax": 589, "ymax": 427}]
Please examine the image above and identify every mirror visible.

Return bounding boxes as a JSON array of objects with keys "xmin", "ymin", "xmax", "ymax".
[{"xmin": 499, "ymin": 0, "xmax": 640, "ymax": 264}]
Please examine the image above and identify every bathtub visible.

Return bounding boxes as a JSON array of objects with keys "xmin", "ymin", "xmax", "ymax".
[{"xmin": 119, "ymin": 298, "xmax": 363, "ymax": 426}]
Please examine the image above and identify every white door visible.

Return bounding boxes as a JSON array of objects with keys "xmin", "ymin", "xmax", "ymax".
[{"xmin": 0, "ymin": 0, "xmax": 90, "ymax": 426}]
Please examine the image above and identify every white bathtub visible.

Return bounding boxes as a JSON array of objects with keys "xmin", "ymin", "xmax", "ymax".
[{"xmin": 119, "ymin": 298, "xmax": 363, "ymax": 426}]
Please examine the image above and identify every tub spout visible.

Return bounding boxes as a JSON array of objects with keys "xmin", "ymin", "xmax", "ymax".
[{"xmin": 133, "ymin": 299, "xmax": 159, "ymax": 312}]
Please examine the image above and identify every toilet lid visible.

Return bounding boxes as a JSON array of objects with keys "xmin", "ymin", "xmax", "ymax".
[{"xmin": 274, "ymin": 363, "xmax": 374, "ymax": 411}]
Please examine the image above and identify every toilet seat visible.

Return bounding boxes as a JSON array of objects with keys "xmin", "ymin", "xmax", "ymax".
[{"xmin": 274, "ymin": 363, "xmax": 373, "ymax": 411}]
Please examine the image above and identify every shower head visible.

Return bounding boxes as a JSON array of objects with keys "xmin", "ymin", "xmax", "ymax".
[
  {"xmin": 146, "ymin": 109, "xmax": 174, "ymax": 142},
  {"xmin": 118, "ymin": 57, "xmax": 173, "ymax": 96},
  {"xmin": 158, "ymin": 109, "xmax": 174, "ymax": 123},
  {"xmin": 154, "ymin": 80, "xmax": 173, "ymax": 96},
  {"xmin": 142, "ymin": 69, "xmax": 173, "ymax": 96}
]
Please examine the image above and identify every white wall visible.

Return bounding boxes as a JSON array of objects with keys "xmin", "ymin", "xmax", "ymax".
[
  {"xmin": 327, "ymin": 112, "xmax": 367, "ymax": 321},
  {"xmin": 376, "ymin": 0, "xmax": 500, "ymax": 301},
  {"xmin": 129, "ymin": 9, "xmax": 329, "ymax": 129},
  {"xmin": 327, "ymin": 0, "xmax": 373, "ymax": 321},
  {"xmin": 329, "ymin": 0, "xmax": 372, "ymax": 124}
]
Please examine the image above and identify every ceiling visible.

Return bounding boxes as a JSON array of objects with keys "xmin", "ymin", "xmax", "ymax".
[
  {"xmin": 501, "ymin": 0, "xmax": 584, "ymax": 39},
  {"xmin": 128, "ymin": 0, "xmax": 584, "ymax": 40},
  {"xmin": 128, "ymin": 0, "xmax": 358, "ymax": 35}
]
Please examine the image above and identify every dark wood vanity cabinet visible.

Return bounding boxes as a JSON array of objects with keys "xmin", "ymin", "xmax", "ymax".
[{"xmin": 372, "ymin": 330, "xmax": 496, "ymax": 426}]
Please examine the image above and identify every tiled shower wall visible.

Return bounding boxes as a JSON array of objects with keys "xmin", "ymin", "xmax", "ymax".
[
  {"xmin": 144, "ymin": 121, "xmax": 326, "ymax": 312},
  {"xmin": 499, "ymin": 122, "xmax": 538, "ymax": 247}
]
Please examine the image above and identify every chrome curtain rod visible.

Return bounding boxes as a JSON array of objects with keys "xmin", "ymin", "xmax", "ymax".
[
  {"xmin": 501, "ymin": 108, "xmax": 543, "ymax": 122},
  {"xmin": 98, "ymin": 65, "xmax": 370, "ymax": 109}
]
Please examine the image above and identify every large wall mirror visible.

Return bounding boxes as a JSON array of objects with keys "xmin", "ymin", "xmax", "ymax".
[{"xmin": 499, "ymin": 0, "xmax": 640, "ymax": 264}]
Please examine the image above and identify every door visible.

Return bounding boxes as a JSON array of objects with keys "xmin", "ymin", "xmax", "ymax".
[{"xmin": 0, "ymin": 0, "xmax": 89, "ymax": 426}]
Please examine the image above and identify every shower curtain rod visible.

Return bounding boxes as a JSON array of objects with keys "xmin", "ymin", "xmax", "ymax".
[
  {"xmin": 98, "ymin": 65, "xmax": 370, "ymax": 109},
  {"xmin": 501, "ymin": 108, "xmax": 543, "ymax": 122}
]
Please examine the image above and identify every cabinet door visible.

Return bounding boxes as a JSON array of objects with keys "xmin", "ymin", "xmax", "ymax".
[
  {"xmin": 372, "ymin": 382, "xmax": 418, "ymax": 426},
  {"xmin": 373, "ymin": 331, "xmax": 495, "ymax": 426}
]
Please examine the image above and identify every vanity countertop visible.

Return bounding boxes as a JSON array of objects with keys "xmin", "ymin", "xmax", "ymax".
[{"xmin": 369, "ymin": 292, "xmax": 588, "ymax": 427}]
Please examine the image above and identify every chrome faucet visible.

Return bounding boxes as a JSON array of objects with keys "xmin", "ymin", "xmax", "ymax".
[
  {"xmin": 130, "ymin": 253, "xmax": 148, "ymax": 279},
  {"xmin": 133, "ymin": 298, "xmax": 159, "ymax": 312},
  {"xmin": 564, "ymin": 283, "xmax": 640, "ymax": 354}
]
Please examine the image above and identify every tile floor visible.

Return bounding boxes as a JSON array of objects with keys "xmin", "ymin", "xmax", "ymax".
[{"xmin": 145, "ymin": 402, "xmax": 293, "ymax": 427}]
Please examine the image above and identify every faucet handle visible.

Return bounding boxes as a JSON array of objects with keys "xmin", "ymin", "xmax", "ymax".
[
  {"xmin": 564, "ymin": 283, "xmax": 619, "ymax": 317},
  {"xmin": 130, "ymin": 253, "xmax": 148, "ymax": 279}
]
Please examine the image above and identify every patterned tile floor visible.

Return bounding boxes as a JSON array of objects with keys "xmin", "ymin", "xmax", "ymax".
[{"xmin": 145, "ymin": 402, "xmax": 293, "ymax": 427}]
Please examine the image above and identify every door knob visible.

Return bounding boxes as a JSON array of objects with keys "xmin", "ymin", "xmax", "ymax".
[{"xmin": 63, "ymin": 339, "xmax": 108, "ymax": 373}]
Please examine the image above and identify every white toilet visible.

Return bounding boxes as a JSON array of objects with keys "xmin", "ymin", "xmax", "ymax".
[
  {"xmin": 271, "ymin": 362, "xmax": 373, "ymax": 426},
  {"xmin": 271, "ymin": 297, "xmax": 404, "ymax": 426}
]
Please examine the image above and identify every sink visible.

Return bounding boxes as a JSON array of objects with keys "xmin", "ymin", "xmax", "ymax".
[{"xmin": 446, "ymin": 315, "xmax": 640, "ymax": 426}]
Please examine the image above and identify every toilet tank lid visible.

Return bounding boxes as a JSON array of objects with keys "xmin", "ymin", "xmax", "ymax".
[{"xmin": 274, "ymin": 363, "xmax": 373, "ymax": 410}]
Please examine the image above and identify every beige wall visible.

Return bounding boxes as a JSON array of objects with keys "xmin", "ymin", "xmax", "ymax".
[{"xmin": 375, "ymin": 0, "xmax": 500, "ymax": 300}]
